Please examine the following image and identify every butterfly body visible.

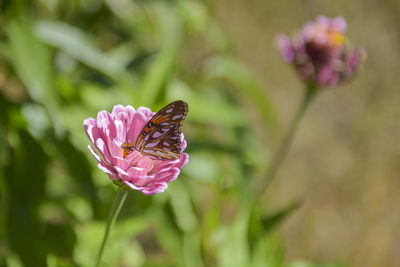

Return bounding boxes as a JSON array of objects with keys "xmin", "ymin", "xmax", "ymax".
[{"xmin": 132, "ymin": 100, "xmax": 188, "ymax": 160}]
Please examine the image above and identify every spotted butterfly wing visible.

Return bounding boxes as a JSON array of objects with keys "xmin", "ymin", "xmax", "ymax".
[{"xmin": 134, "ymin": 100, "xmax": 188, "ymax": 160}]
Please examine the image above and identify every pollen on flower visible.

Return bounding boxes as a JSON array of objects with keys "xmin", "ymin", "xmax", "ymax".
[
  {"xmin": 331, "ymin": 31, "xmax": 344, "ymax": 47},
  {"xmin": 122, "ymin": 142, "xmax": 134, "ymax": 158},
  {"xmin": 310, "ymin": 26, "xmax": 344, "ymax": 48}
]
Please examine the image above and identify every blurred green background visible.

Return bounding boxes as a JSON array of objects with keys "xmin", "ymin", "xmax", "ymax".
[{"xmin": 0, "ymin": 0, "xmax": 399, "ymax": 267}]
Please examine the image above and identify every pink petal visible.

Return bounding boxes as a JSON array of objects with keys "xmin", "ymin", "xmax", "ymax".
[
  {"xmin": 154, "ymin": 167, "xmax": 180, "ymax": 183},
  {"xmin": 114, "ymin": 166, "xmax": 131, "ymax": 180},
  {"xmin": 276, "ymin": 34, "xmax": 295, "ymax": 62},
  {"xmin": 317, "ymin": 66, "xmax": 334, "ymax": 85},
  {"xmin": 177, "ymin": 153, "xmax": 189, "ymax": 169},
  {"xmin": 84, "ymin": 118, "xmax": 101, "ymax": 143},
  {"xmin": 123, "ymin": 181, "xmax": 143, "ymax": 191},
  {"xmin": 114, "ymin": 119, "xmax": 126, "ymax": 143},
  {"xmin": 136, "ymin": 156, "xmax": 155, "ymax": 170},
  {"xmin": 180, "ymin": 134, "xmax": 187, "ymax": 151},
  {"xmin": 97, "ymin": 111, "xmax": 117, "ymax": 141},
  {"xmin": 111, "ymin": 155, "xmax": 131, "ymax": 171},
  {"xmin": 136, "ymin": 107, "xmax": 154, "ymax": 119},
  {"xmin": 111, "ymin": 105, "xmax": 126, "ymax": 117},
  {"xmin": 331, "ymin": 17, "xmax": 347, "ymax": 33},
  {"xmin": 108, "ymin": 141, "xmax": 123, "ymax": 160},
  {"xmin": 124, "ymin": 105, "xmax": 136, "ymax": 123},
  {"xmin": 126, "ymin": 166, "xmax": 147, "ymax": 181},
  {"xmin": 88, "ymin": 145, "xmax": 102, "ymax": 163},
  {"xmin": 124, "ymin": 150, "xmax": 143, "ymax": 163},
  {"xmin": 141, "ymin": 183, "xmax": 168, "ymax": 195},
  {"xmin": 97, "ymin": 162, "xmax": 117, "ymax": 179},
  {"xmin": 126, "ymin": 111, "xmax": 147, "ymax": 144},
  {"xmin": 316, "ymin": 16, "xmax": 330, "ymax": 29}
]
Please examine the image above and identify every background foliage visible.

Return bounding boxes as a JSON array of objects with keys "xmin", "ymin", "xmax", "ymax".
[{"xmin": 0, "ymin": 0, "xmax": 398, "ymax": 267}]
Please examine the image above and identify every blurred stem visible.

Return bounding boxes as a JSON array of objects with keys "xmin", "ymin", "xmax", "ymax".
[
  {"xmin": 256, "ymin": 84, "xmax": 318, "ymax": 200},
  {"xmin": 95, "ymin": 187, "xmax": 128, "ymax": 267}
]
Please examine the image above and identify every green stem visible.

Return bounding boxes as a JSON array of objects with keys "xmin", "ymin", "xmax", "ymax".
[
  {"xmin": 95, "ymin": 187, "xmax": 128, "ymax": 267},
  {"xmin": 256, "ymin": 85, "xmax": 318, "ymax": 200}
]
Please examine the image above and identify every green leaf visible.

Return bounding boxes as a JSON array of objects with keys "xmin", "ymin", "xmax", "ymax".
[
  {"xmin": 167, "ymin": 80, "xmax": 247, "ymax": 127},
  {"xmin": 168, "ymin": 180, "xmax": 198, "ymax": 233},
  {"xmin": 80, "ymin": 83, "xmax": 127, "ymax": 111},
  {"xmin": 261, "ymin": 201, "xmax": 301, "ymax": 233},
  {"xmin": 4, "ymin": 20, "xmax": 52, "ymax": 103},
  {"xmin": 5, "ymin": 252, "xmax": 23, "ymax": 267},
  {"xmin": 248, "ymin": 200, "xmax": 301, "ymax": 255},
  {"xmin": 34, "ymin": 20, "xmax": 133, "ymax": 82},
  {"xmin": 140, "ymin": 41, "xmax": 179, "ymax": 107},
  {"xmin": 251, "ymin": 232, "xmax": 285, "ymax": 267},
  {"xmin": 183, "ymin": 231, "xmax": 204, "ymax": 267},
  {"xmin": 4, "ymin": 19, "xmax": 64, "ymax": 136},
  {"xmin": 5, "ymin": 130, "xmax": 51, "ymax": 266},
  {"xmin": 73, "ymin": 221, "xmax": 103, "ymax": 266},
  {"xmin": 204, "ymin": 56, "xmax": 279, "ymax": 131},
  {"xmin": 177, "ymin": 0, "xmax": 209, "ymax": 34},
  {"xmin": 42, "ymin": 222, "xmax": 77, "ymax": 258},
  {"xmin": 74, "ymin": 218, "xmax": 147, "ymax": 267},
  {"xmin": 215, "ymin": 206, "xmax": 252, "ymax": 267},
  {"xmin": 183, "ymin": 152, "xmax": 221, "ymax": 184},
  {"xmin": 152, "ymin": 207, "xmax": 185, "ymax": 267}
]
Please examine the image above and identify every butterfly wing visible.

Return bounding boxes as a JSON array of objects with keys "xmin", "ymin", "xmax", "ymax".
[{"xmin": 134, "ymin": 100, "xmax": 188, "ymax": 160}]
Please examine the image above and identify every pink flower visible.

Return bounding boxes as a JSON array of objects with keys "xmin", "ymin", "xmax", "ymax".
[
  {"xmin": 276, "ymin": 16, "xmax": 365, "ymax": 88},
  {"xmin": 84, "ymin": 105, "xmax": 189, "ymax": 195}
]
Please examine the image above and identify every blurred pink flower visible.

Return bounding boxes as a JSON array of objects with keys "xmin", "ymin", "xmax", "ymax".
[
  {"xmin": 276, "ymin": 16, "xmax": 365, "ymax": 88},
  {"xmin": 84, "ymin": 105, "xmax": 189, "ymax": 195}
]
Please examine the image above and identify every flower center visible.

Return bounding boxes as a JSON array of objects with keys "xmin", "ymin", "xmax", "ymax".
[
  {"xmin": 310, "ymin": 26, "xmax": 344, "ymax": 48},
  {"xmin": 331, "ymin": 31, "xmax": 344, "ymax": 46},
  {"xmin": 122, "ymin": 142, "xmax": 134, "ymax": 158}
]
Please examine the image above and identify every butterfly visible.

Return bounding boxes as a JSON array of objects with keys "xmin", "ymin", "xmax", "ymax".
[{"xmin": 123, "ymin": 100, "xmax": 188, "ymax": 160}]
